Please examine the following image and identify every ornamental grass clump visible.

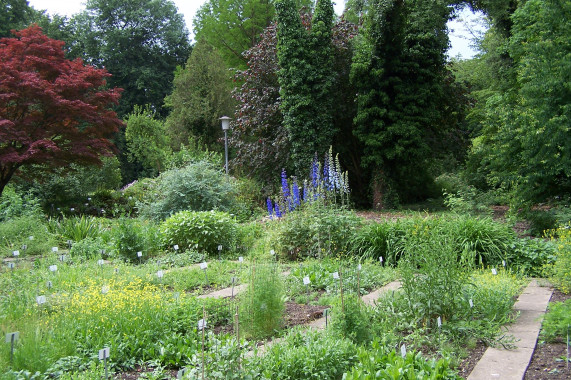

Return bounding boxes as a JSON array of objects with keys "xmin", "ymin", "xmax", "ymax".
[{"xmin": 239, "ymin": 262, "xmax": 284, "ymax": 339}]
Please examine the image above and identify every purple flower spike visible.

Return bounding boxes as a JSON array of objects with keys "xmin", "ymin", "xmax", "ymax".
[
  {"xmin": 267, "ymin": 198, "xmax": 273, "ymax": 219},
  {"xmin": 281, "ymin": 168, "xmax": 290, "ymax": 199},
  {"xmin": 292, "ymin": 179, "xmax": 300, "ymax": 208},
  {"xmin": 275, "ymin": 204, "xmax": 281, "ymax": 218}
]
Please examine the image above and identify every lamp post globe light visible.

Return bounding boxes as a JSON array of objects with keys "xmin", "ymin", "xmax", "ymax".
[{"xmin": 220, "ymin": 116, "xmax": 231, "ymax": 175}]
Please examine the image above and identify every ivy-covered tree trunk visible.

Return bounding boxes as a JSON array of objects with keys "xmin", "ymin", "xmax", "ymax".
[{"xmin": 275, "ymin": 0, "xmax": 336, "ymax": 172}]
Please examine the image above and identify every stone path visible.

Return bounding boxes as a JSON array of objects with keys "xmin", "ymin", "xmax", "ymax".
[{"xmin": 467, "ymin": 279, "xmax": 553, "ymax": 380}]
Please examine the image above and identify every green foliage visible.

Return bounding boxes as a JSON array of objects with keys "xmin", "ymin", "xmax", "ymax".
[
  {"xmin": 185, "ymin": 334, "xmax": 245, "ymax": 379},
  {"xmin": 522, "ymin": 209, "xmax": 559, "ymax": 237},
  {"xmin": 0, "ymin": 186, "xmax": 42, "ymax": 222},
  {"xmin": 330, "ymin": 294, "xmax": 372, "ymax": 344},
  {"xmin": 0, "ymin": 215, "xmax": 56, "ymax": 257},
  {"xmin": 546, "ymin": 225, "xmax": 571, "ymax": 294},
  {"xmin": 68, "ymin": 237, "xmax": 106, "ymax": 260},
  {"xmin": 540, "ymin": 299, "xmax": 571, "ymax": 343},
  {"xmin": 164, "ymin": 40, "xmax": 235, "ymax": 150},
  {"xmin": 240, "ymin": 262, "xmax": 284, "ymax": 339},
  {"xmin": 275, "ymin": 0, "xmax": 337, "ymax": 172},
  {"xmin": 247, "ymin": 329, "xmax": 357, "ymax": 379},
  {"xmin": 138, "ymin": 161, "xmax": 237, "ymax": 221},
  {"xmin": 125, "ymin": 105, "xmax": 171, "ymax": 176},
  {"xmin": 47, "ymin": 216, "xmax": 103, "ymax": 244},
  {"xmin": 505, "ymin": 238, "xmax": 556, "ymax": 277},
  {"xmin": 160, "ymin": 211, "xmax": 237, "ymax": 256},
  {"xmin": 274, "ymin": 203, "xmax": 362, "ymax": 260},
  {"xmin": 343, "ymin": 339, "xmax": 460, "ymax": 379},
  {"xmin": 111, "ymin": 218, "xmax": 161, "ymax": 263},
  {"xmin": 0, "ymin": 0, "xmax": 36, "ymax": 38}
]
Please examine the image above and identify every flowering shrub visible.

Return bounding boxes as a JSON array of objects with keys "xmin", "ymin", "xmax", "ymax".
[{"xmin": 546, "ymin": 224, "xmax": 571, "ymax": 293}]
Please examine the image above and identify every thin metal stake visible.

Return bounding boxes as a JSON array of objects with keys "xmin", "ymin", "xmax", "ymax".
[
  {"xmin": 10, "ymin": 333, "xmax": 15, "ymax": 363},
  {"xmin": 201, "ymin": 306, "xmax": 206, "ymax": 380}
]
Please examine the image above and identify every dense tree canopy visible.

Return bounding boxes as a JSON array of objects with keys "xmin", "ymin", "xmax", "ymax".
[
  {"xmin": 71, "ymin": 0, "xmax": 191, "ymax": 117},
  {"xmin": 0, "ymin": 26, "xmax": 123, "ymax": 197},
  {"xmin": 0, "ymin": 0, "xmax": 35, "ymax": 38}
]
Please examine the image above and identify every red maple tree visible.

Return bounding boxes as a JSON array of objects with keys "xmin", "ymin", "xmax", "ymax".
[{"xmin": 0, "ymin": 26, "xmax": 123, "ymax": 196}]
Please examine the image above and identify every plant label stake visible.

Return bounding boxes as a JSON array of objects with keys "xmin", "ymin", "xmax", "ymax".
[
  {"xmin": 177, "ymin": 368, "xmax": 187, "ymax": 379},
  {"xmin": 114, "ymin": 268, "xmax": 119, "ymax": 275},
  {"xmin": 12, "ymin": 250, "xmax": 19, "ymax": 257},
  {"xmin": 218, "ymin": 245, "xmax": 222, "ymax": 260},
  {"xmin": 174, "ymin": 244, "xmax": 179, "ymax": 251},
  {"xmin": 235, "ymin": 305, "xmax": 239, "ymax": 342},
  {"xmin": 200, "ymin": 262, "xmax": 208, "ymax": 284},
  {"xmin": 270, "ymin": 249, "xmax": 276, "ymax": 261},
  {"xmin": 157, "ymin": 270, "xmax": 164, "ymax": 280},
  {"xmin": 400, "ymin": 344, "xmax": 406, "ymax": 358},
  {"xmin": 66, "ymin": 240, "xmax": 72, "ymax": 249},
  {"xmin": 491, "ymin": 268, "xmax": 497, "ymax": 275},
  {"xmin": 36, "ymin": 295, "xmax": 46, "ymax": 305},
  {"xmin": 47, "ymin": 281, "xmax": 52, "ymax": 289},
  {"xmin": 59, "ymin": 254, "xmax": 66, "ymax": 263},
  {"xmin": 29, "ymin": 236, "xmax": 34, "ymax": 241},
  {"xmin": 8, "ymin": 262, "xmax": 15, "ymax": 271},
  {"xmin": 100, "ymin": 249, "xmax": 106, "ymax": 256},
  {"xmin": 52, "ymin": 247, "xmax": 58, "ymax": 252},
  {"xmin": 469, "ymin": 299, "xmax": 474, "ymax": 308},
  {"xmin": 98, "ymin": 259, "xmax": 105, "ymax": 267},
  {"xmin": 437, "ymin": 316, "xmax": 442, "ymax": 328},
  {"xmin": 98, "ymin": 347, "xmax": 110, "ymax": 379},
  {"xmin": 379, "ymin": 256, "xmax": 383, "ymax": 265},
  {"xmin": 238, "ymin": 256, "xmax": 244, "ymax": 273},
  {"xmin": 21, "ymin": 244, "xmax": 27, "ymax": 251},
  {"xmin": 231, "ymin": 277, "xmax": 236, "ymax": 299},
  {"xmin": 324, "ymin": 309, "xmax": 329, "ymax": 328},
  {"xmin": 137, "ymin": 251, "xmax": 142, "ymax": 265},
  {"xmin": 303, "ymin": 276, "xmax": 311, "ymax": 302},
  {"xmin": 49, "ymin": 265, "xmax": 57, "ymax": 272},
  {"xmin": 101, "ymin": 286, "xmax": 109, "ymax": 294},
  {"xmin": 502, "ymin": 260, "xmax": 506, "ymax": 267},
  {"xmin": 6, "ymin": 332, "xmax": 19, "ymax": 363}
]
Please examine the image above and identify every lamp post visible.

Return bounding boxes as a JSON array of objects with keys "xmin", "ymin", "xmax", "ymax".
[{"xmin": 220, "ymin": 116, "xmax": 231, "ymax": 175}]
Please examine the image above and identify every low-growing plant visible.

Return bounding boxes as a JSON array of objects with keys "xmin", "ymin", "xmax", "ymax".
[
  {"xmin": 240, "ymin": 262, "xmax": 284, "ymax": 339},
  {"xmin": 48, "ymin": 215, "xmax": 103, "ymax": 244},
  {"xmin": 343, "ymin": 339, "xmax": 460, "ymax": 379},
  {"xmin": 0, "ymin": 187, "xmax": 42, "ymax": 222},
  {"xmin": 505, "ymin": 238, "xmax": 556, "ymax": 277},
  {"xmin": 0, "ymin": 215, "xmax": 56, "ymax": 257},
  {"xmin": 160, "ymin": 210, "xmax": 237, "ymax": 256},
  {"xmin": 522, "ymin": 209, "xmax": 558, "ymax": 237},
  {"xmin": 69, "ymin": 237, "xmax": 107, "ymax": 260},
  {"xmin": 330, "ymin": 293, "xmax": 372, "ymax": 344},
  {"xmin": 111, "ymin": 218, "xmax": 161, "ymax": 263},
  {"xmin": 246, "ymin": 329, "xmax": 357, "ymax": 379}
]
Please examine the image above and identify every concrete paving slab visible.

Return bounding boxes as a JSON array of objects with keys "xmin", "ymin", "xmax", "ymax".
[
  {"xmin": 467, "ymin": 280, "xmax": 553, "ymax": 380},
  {"xmin": 198, "ymin": 284, "xmax": 247, "ymax": 299},
  {"xmin": 362, "ymin": 281, "xmax": 401, "ymax": 306}
]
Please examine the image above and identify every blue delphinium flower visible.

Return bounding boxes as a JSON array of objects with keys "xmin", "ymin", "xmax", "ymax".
[
  {"xmin": 281, "ymin": 168, "xmax": 290, "ymax": 199},
  {"xmin": 292, "ymin": 179, "xmax": 300, "ymax": 208},
  {"xmin": 267, "ymin": 197, "xmax": 273, "ymax": 219},
  {"xmin": 275, "ymin": 204, "xmax": 281, "ymax": 218},
  {"xmin": 322, "ymin": 154, "xmax": 329, "ymax": 190},
  {"xmin": 311, "ymin": 154, "xmax": 320, "ymax": 189}
]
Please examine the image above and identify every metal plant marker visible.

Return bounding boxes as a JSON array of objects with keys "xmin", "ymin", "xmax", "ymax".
[
  {"xmin": 200, "ymin": 262, "xmax": 208, "ymax": 284},
  {"xmin": 6, "ymin": 332, "xmax": 19, "ymax": 363},
  {"xmin": 98, "ymin": 347, "xmax": 110, "ymax": 379}
]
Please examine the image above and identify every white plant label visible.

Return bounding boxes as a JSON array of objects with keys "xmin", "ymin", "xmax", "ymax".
[
  {"xmin": 29, "ymin": 236, "xmax": 34, "ymax": 240},
  {"xmin": 400, "ymin": 344, "xmax": 407, "ymax": 358},
  {"xmin": 218, "ymin": 245, "xmax": 223, "ymax": 251},
  {"xmin": 173, "ymin": 245, "xmax": 179, "ymax": 251},
  {"xmin": 177, "ymin": 368, "xmax": 187, "ymax": 379},
  {"xmin": 157, "ymin": 270, "xmax": 164, "ymax": 278},
  {"xmin": 270, "ymin": 249, "xmax": 275, "ymax": 256},
  {"xmin": 379, "ymin": 256, "xmax": 383, "ymax": 263},
  {"xmin": 491, "ymin": 268, "xmax": 497, "ymax": 275},
  {"xmin": 5, "ymin": 332, "xmax": 19, "ymax": 343},
  {"xmin": 100, "ymin": 249, "xmax": 106, "ymax": 255},
  {"xmin": 114, "ymin": 268, "xmax": 119, "ymax": 274},
  {"xmin": 36, "ymin": 295, "xmax": 46, "ymax": 305},
  {"xmin": 101, "ymin": 286, "xmax": 109, "ymax": 294},
  {"xmin": 357, "ymin": 264, "xmax": 362, "ymax": 271},
  {"xmin": 98, "ymin": 347, "xmax": 110, "ymax": 360},
  {"xmin": 59, "ymin": 255, "xmax": 66, "ymax": 262},
  {"xmin": 469, "ymin": 299, "xmax": 474, "ymax": 308},
  {"xmin": 8, "ymin": 262, "xmax": 15, "ymax": 269},
  {"xmin": 21, "ymin": 245, "xmax": 27, "ymax": 250},
  {"xmin": 67, "ymin": 240, "xmax": 72, "ymax": 245},
  {"xmin": 52, "ymin": 247, "xmax": 58, "ymax": 252},
  {"xmin": 198, "ymin": 319, "xmax": 207, "ymax": 330},
  {"xmin": 437, "ymin": 316, "xmax": 442, "ymax": 328},
  {"xmin": 137, "ymin": 251, "xmax": 142, "ymax": 258},
  {"xmin": 49, "ymin": 265, "xmax": 57, "ymax": 272},
  {"xmin": 88, "ymin": 197, "xmax": 91, "ymax": 201},
  {"xmin": 12, "ymin": 250, "xmax": 19, "ymax": 257},
  {"xmin": 70, "ymin": 208, "xmax": 75, "ymax": 212},
  {"xmin": 98, "ymin": 259, "xmax": 105, "ymax": 266},
  {"xmin": 200, "ymin": 262, "xmax": 208, "ymax": 270},
  {"xmin": 238, "ymin": 256, "xmax": 244, "ymax": 262},
  {"xmin": 303, "ymin": 276, "xmax": 311, "ymax": 285},
  {"xmin": 502, "ymin": 260, "xmax": 506, "ymax": 267},
  {"xmin": 332, "ymin": 272, "xmax": 339, "ymax": 280}
]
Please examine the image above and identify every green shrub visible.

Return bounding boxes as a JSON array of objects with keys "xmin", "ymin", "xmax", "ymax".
[
  {"xmin": 160, "ymin": 210, "xmax": 237, "ymax": 256},
  {"xmin": 0, "ymin": 215, "xmax": 56, "ymax": 257},
  {"xmin": 505, "ymin": 238, "xmax": 556, "ymax": 277},
  {"xmin": 138, "ymin": 160, "xmax": 238, "ymax": 220},
  {"xmin": 69, "ymin": 237, "xmax": 107, "ymax": 260},
  {"xmin": 0, "ymin": 187, "xmax": 42, "ymax": 222},
  {"xmin": 546, "ymin": 225, "xmax": 571, "ymax": 293},
  {"xmin": 330, "ymin": 293, "xmax": 372, "ymax": 344},
  {"xmin": 274, "ymin": 203, "xmax": 362, "ymax": 260},
  {"xmin": 110, "ymin": 218, "xmax": 161, "ymax": 263},
  {"xmin": 523, "ymin": 209, "xmax": 558, "ymax": 237},
  {"xmin": 540, "ymin": 299, "xmax": 571, "ymax": 342},
  {"xmin": 240, "ymin": 262, "xmax": 284, "ymax": 339},
  {"xmin": 247, "ymin": 329, "xmax": 357, "ymax": 379}
]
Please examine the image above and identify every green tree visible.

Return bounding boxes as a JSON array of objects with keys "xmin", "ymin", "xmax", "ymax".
[
  {"xmin": 351, "ymin": 0, "xmax": 454, "ymax": 208},
  {"xmin": 164, "ymin": 39, "xmax": 235, "ymax": 150},
  {"xmin": 125, "ymin": 106, "xmax": 171, "ymax": 176},
  {"xmin": 71, "ymin": 0, "xmax": 191, "ymax": 117},
  {"xmin": 193, "ymin": 0, "xmax": 275, "ymax": 69},
  {"xmin": 0, "ymin": 0, "xmax": 34, "ymax": 37},
  {"xmin": 275, "ymin": 0, "xmax": 336, "ymax": 172}
]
